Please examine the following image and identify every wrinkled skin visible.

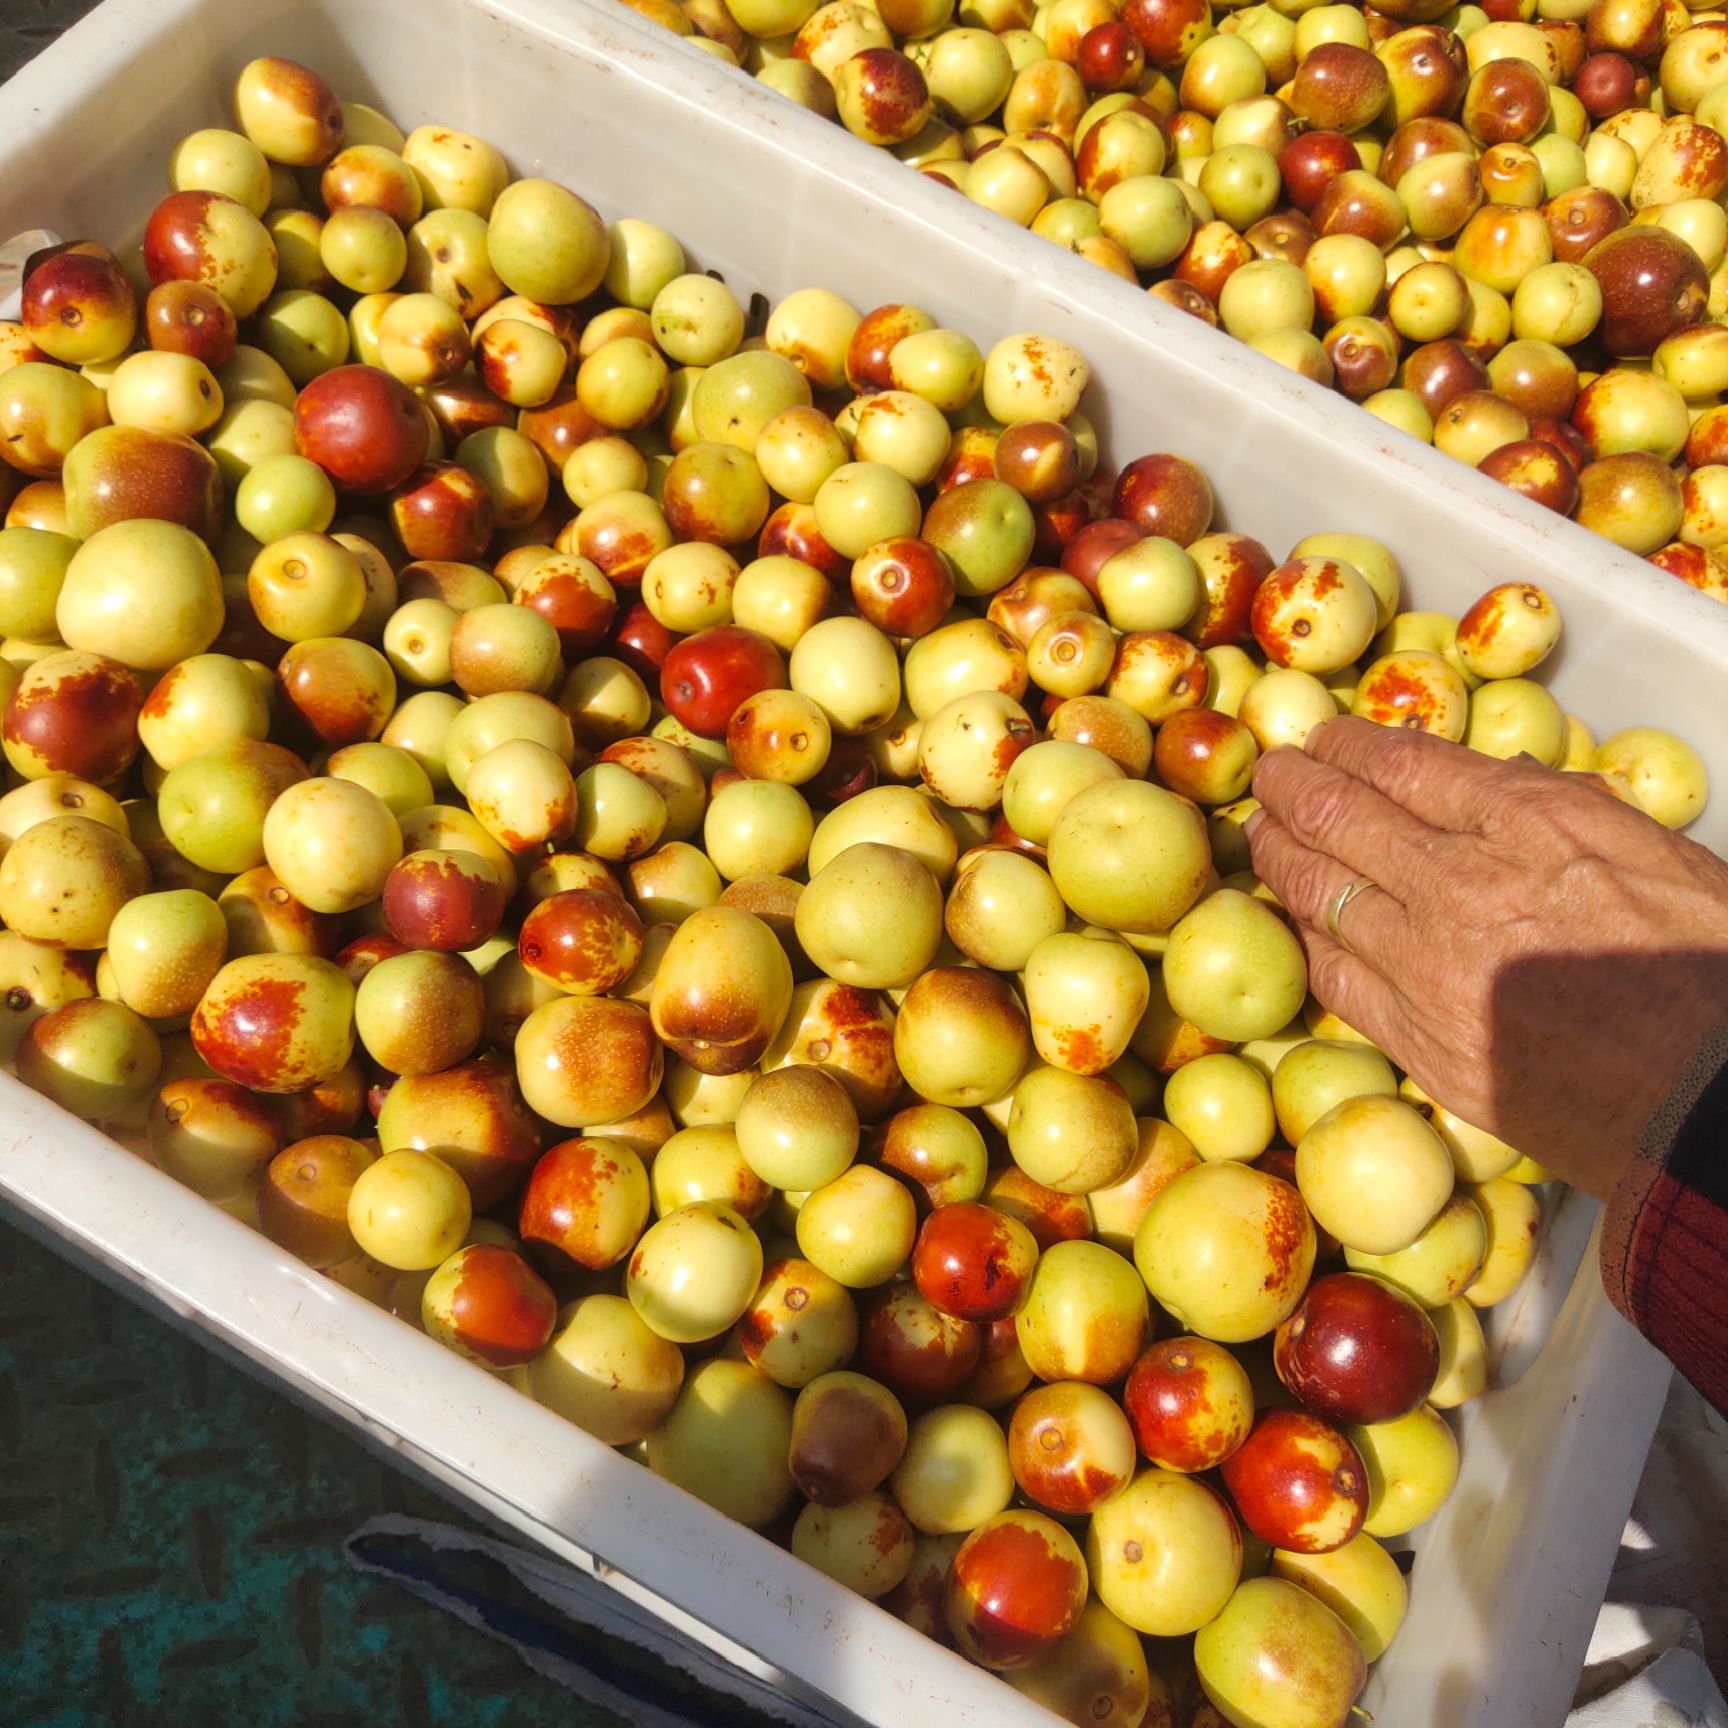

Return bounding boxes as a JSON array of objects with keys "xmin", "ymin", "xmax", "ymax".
[{"xmin": 1247, "ymin": 716, "xmax": 1728, "ymax": 1198}]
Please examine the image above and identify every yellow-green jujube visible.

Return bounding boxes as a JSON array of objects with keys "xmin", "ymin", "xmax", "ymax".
[
  {"xmin": 797, "ymin": 1165, "xmax": 917, "ymax": 1288},
  {"xmin": 645, "ymin": 1357, "xmax": 796, "ymax": 1530},
  {"xmin": 891, "ymin": 1404, "xmax": 1015, "ymax": 1535},
  {"xmin": 792, "ymin": 1494, "xmax": 916, "ymax": 1600},
  {"xmin": 1002, "ymin": 740, "xmax": 1125, "ymax": 848},
  {"xmin": 1464, "ymin": 678, "xmax": 1565, "ymax": 765},
  {"xmin": 1350, "ymin": 1404, "xmax": 1460, "ymax": 1539},
  {"xmin": 1594, "ymin": 727, "xmax": 1709, "ymax": 829},
  {"xmin": 347, "ymin": 1148, "xmax": 471, "ymax": 1271},
  {"xmin": 1430, "ymin": 1105, "xmax": 1521, "ymax": 1181},
  {"xmin": 1297, "ymin": 1096, "xmax": 1456, "ymax": 1256},
  {"xmin": 734, "ymin": 1065, "xmax": 860, "ymax": 1193},
  {"xmin": 1135, "ymin": 1161, "xmax": 1316, "ymax": 1343},
  {"xmin": 1344, "ymin": 1193, "xmax": 1489, "ymax": 1309},
  {"xmin": 807, "ymin": 784, "xmax": 959, "ymax": 882},
  {"xmin": 789, "ymin": 615, "xmax": 903, "ymax": 737},
  {"xmin": 487, "ymin": 178, "xmax": 610, "ymax": 305},
  {"xmin": 1047, "ymin": 780, "xmax": 1211, "ymax": 936},
  {"xmin": 1163, "ymin": 1053, "xmax": 1276, "ymax": 1164},
  {"xmin": 104, "ymin": 890, "xmax": 228, "ymax": 1021},
  {"xmin": 1087, "ymin": 1468, "xmax": 1243, "ymax": 1637},
  {"xmin": 1195, "ymin": 1578, "xmax": 1366, "ymax": 1728},
  {"xmin": 1427, "ymin": 1298, "xmax": 1490, "ymax": 1408},
  {"xmin": 1161, "ymin": 889, "xmax": 1308, "ymax": 1043},
  {"xmin": 1272, "ymin": 1039, "xmax": 1398, "ymax": 1146},
  {"xmin": 1462, "ymin": 1176, "xmax": 1542, "ymax": 1308},
  {"xmin": 942, "ymin": 848, "xmax": 1065, "ymax": 972},
  {"xmin": 626, "ymin": 1200, "xmax": 763, "ymax": 1343},
  {"xmin": 794, "ymin": 841, "xmax": 943, "ymax": 989},
  {"xmin": 261, "ymin": 777, "xmax": 402, "ymax": 915},
  {"xmin": 527, "ymin": 1293, "xmax": 684, "ymax": 1445},
  {"xmin": 1271, "ymin": 1533, "xmax": 1408, "ymax": 1663},
  {"xmin": 57, "ymin": 521, "xmax": 223, "ymax": 671},
  {"xmin": 1007, "ymin": 1063, "xmax": 1139, "ymax": 1194}
]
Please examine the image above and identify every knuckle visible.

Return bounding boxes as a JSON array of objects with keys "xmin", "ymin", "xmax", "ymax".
[
  {"xmin": 1533, "ymin": 771, "xmax": 1644, "ymax": 848},
  {"xmin": 1306, "ymin": 943, "xmax": 1367, "ymax": 1024},
  {"xmin": 1325, "ymin": 713, "xmax": 1412, "ymax": 772},
  {"xmin": 1513, "ymin": 787, "xmax": 1582, "ymax": 846},
  {"xmin": 1284, "ymin": 775, "xmax": 1355, "ymax": 849},
  {"xmin": 1501, "ymin": 768, "xmax": 1572, "ymax": 822},
  {"xmin": 1246, "ymin": 813, "xmax": 1294, "ymax": 879},
  {"xmin": 1424, "ymin": 833, "xmax": 1497, "ymax": 908},
  {"xmin": 1550, "ymin": 848, "xmax": 1620, "ymax": 911},
  {"xmin": 1477, "ymin": 798, "xmax": 1594, "ymax": 882},
  {"xmin": 1280, "ymin": 850, "xmax": 1339, "ymax": 926},
  {"xmin": 1250, "ymin": 746, "xmax": 1302, "ymax": 808},
  {"xmin": 1373, "ymin": 729, "xmax": 1450, "ymax": 806}
]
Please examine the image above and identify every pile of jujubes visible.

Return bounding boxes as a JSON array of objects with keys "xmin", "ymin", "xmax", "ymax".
[
  {"xmin": 622, "ymin": 0, "xmax": 1728, "ymax": 590},
  {"xmin": 0, "ymin": 49, "xmax": 1708, "ymax": 1728}
]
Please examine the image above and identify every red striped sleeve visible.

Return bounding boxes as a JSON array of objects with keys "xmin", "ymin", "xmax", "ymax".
[{"xmin": 1600, "ymin": 1018, "xmax": 1728, "ymax": 1416}]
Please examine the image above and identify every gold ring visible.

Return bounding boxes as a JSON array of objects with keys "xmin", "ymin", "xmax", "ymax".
[{"xmin": 1326, "ymin": 875, "xmax": 1375, "ymax": 948}]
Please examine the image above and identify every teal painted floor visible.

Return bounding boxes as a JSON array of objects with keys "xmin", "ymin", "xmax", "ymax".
[{"xmin": 0, "ymin": 1219, "xmax": 629, "ymax": 1728}]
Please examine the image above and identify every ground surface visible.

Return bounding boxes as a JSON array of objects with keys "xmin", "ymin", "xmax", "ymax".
[{"xmin": 0, "ymin": 1223, "xmax": 636, "ymax": 1728}]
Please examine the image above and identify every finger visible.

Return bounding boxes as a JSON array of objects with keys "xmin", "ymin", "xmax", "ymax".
[
  {"xmin": 1305, "ymin": 715, "xmax": 1533, "ymax": 835},
  {"xmin": 1252, "ymin": 744, "xmax": 1453, "ymax": 896},
  {"xmin": 1246, "ymin": 812, "xmax": 1405, "ymax": 958},
  {"xmin": 1292, "ymin": 918, "xmax": 1417, "ymax": 1069}
]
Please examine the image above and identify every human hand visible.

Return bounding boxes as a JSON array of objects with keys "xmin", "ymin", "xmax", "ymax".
[{"xmin": 1245, "ymin": 716, "xmax": 1728, "ymax": 1200}]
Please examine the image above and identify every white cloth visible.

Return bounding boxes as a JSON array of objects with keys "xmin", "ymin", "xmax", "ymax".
[
  {"xmin": 1570, "ymin": 1377, "xmax": 1728, "ymax": 1727},
  {"xmin": 1572, "ymin": 1606, "xmax": 1726, "ymax": 1728}
]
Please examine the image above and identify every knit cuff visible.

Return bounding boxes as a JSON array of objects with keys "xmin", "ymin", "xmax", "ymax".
[{"xmin": 1600, "ymin": 1012, "xmax": 1728, "ymax": 1327}]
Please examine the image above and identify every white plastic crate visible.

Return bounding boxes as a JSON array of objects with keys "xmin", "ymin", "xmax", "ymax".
[{"xmin": 0, "ymin": 0, "xmax": 1706, "ymax": 1723}]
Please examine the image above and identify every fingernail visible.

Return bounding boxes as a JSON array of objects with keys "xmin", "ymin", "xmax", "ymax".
[
  {"xmin": 1304, "ymin": 715, "xmax": 1337, "ymax": 750},
  {"xmin": 1243, "ymin": 808, "xmax": 1266, "ymax": 840}
]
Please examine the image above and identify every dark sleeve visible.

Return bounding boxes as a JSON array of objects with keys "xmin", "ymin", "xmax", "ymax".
[{"xmin": 1599, "ymin": 1017, "xmax": 1728, "ymax": 1416}]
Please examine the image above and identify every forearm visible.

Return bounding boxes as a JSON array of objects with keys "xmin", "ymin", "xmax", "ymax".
[{"xmin": 1600, "ymin": 1016, "xmax": 1728, "ymax": 1417}]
